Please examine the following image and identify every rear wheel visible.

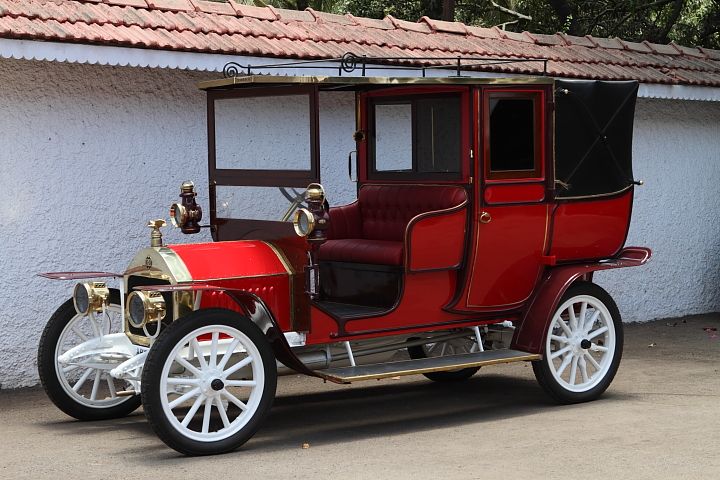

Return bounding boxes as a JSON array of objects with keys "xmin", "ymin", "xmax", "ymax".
[
  {"xmin": 141, "ymin": 309, "xmax": 277, "ymax": 456},
  {"xmin": 407, "ymin": 334, "xmax": 481, "ymax": 382},
  {"xmin": 532, "ymin": 282, "xmax": 623, "ymax": 404},
  {"xmin": 37, "ymin": 291, "xmax": 141, "ymax": 420}
]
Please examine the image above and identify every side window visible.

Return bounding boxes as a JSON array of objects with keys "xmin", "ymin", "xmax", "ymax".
[
  {"xmin": 485, "ymin": 91, "xmax": 542, "ymax": 180},
  {"xmin": 374, "ymin": 103, "xmax": 413, "ymax": 171},
  {"xmin": 370, "ymin": 94, "xmax": 462, "ymax": 179}
]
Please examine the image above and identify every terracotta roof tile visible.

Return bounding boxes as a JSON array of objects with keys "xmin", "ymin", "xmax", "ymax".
[
  {"xmin": 274, "ymin": 7, "xmax": 314, "ymax": 23},
  {"xmin": 465, "ymin": 25, "xmax": 502, "ymax": 39},
  {"xmin": 231, "ymin": 3, "xmax": 276, "ymax": 21},
  {"xmin": 190, "ymin": 0, "xmax": 234, "ymax": 16},
  {"xmin": 495, "ymin": 28, "xmax": 527, "ymax": 43},
  {"xmin": 387, "ymin": 15, "xmax": 432, "ymax": 34},
  {"xmin": 556, "ymin": 34, "xmax": 595, "ymax": 48},
  {"xmin": 0, "ymin": 0, "xmax": 718, "ymax": 86},
  {"xmin": 146, "ymin": 0, "xmax": 194, "ymax": 13},
  {"xmin": 307, "ymin": 8, "xmax": 355, "ymax": 26},
  {"xmin": 586, "ymin": 35, "xmax": 624, "ymax": 49},
  {"xmin": 643, "ymin": 41, "xmax": 681, "ymax": 55},
  {"xmin": 670, "ymin": 42, "xmax": 705, "ymax": 58},
  {"xmin": 347, "ymin": 14, "xmax": 393, "ymax": 30},
  {"xmin": 420, "ymin": 16, "xmax": 467, "ymax": 35},
  {"xmin": 104, "ymin": 0, "xmax": 148, "ymax": 7},
  {"xmin": 699, "ymin": 47, "xmax": 720, "ymax": 61},
  {"xmin": 618, "ymin": 39, "xmax": 652, "ymax": 53},
  {"xmin": 524, "ymin": 32, "xmax": 565, "ymax": 46}
]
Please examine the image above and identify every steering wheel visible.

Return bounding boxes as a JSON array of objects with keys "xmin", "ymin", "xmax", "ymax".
[{"xmin": 279, "ymin": 187, "xmax": 307, "ymax": 222}]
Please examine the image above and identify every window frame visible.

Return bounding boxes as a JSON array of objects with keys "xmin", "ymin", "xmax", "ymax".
[
  {"xmin": 483, "ymin": 89, "xmax": 545, "ymax": 182},
  {"xmin": 207, "ymin": 85, "xmax": 320, "ymax": 188},
  {"xmin": 366, "ymin": 91, "xmax": 466, "ymax": 182}
]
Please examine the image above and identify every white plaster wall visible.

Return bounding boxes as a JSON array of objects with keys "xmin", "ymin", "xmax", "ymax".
[
  {"xmin": 595, "ymin": 98, "xmax": 720, "ymax": 321},
  {"xmin": 0, "ymin": 57, "xmax": 717, "ymax": 388},
  {"xmin": 0, "ymin": 59, "xmax": 356, "ymax": 388}
]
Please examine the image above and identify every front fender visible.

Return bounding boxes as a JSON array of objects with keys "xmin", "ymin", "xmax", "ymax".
[
  {"xmin": 138, "ymin": 284, "xmax": 319, "ymax": 378},
  {"xmin": 511, "ymin": 247, "xmax": 651, "ymax": 353}
]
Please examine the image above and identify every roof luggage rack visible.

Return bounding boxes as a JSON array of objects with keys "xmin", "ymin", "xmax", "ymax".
[{"xmin": 223, "ymin": 52, "xmax": 549, "ymax": 78}]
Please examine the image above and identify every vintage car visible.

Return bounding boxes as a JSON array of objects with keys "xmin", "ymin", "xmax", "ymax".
[{"xmin": 37, "ymin": 56, "xmax": 650, "ymax": 456}]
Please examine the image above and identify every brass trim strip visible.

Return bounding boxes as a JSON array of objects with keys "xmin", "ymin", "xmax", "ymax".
[
  {"xmin": 264, "ymin": 241, "xmax": 295, "ymax": 275},
  {"xmin": 321, "ymin": 352, "xmax": 541, "ymax": 383}
]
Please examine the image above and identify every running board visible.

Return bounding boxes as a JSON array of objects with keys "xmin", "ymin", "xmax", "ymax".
[{"xmin": 317, "ymin": 349, "xmax": 541, "ymax": 384}]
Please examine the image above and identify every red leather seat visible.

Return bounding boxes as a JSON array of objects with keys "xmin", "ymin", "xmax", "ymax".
[{"xmin": 319, "ymin": 184, "xmax": 467, "ymax": 266}]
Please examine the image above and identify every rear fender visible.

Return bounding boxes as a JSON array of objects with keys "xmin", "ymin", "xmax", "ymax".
[
  {"xmin": 511, "ymin": 247, "xmax": 651, "ymax": 353},
  {"xmin": 138, "ymin": 284, "xmax": 319, "ymax": 378}
]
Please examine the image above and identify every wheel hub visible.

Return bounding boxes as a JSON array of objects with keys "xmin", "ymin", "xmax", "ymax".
[{"xmin": 199, "ymin": 368, "xmax": 224, "ymax": 395}]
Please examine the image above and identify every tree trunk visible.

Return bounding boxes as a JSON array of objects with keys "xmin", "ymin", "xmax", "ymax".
[
  {"xmin": 548, "ymin": 0, "xmax": 579, "ymax": 35},
  {"xmin": 442, "ymin": 0, "xmax": 456, "ymax": 21},
  {"xmin": 421, "ymin": 0, "xmax": 443, "ymax": 19}
]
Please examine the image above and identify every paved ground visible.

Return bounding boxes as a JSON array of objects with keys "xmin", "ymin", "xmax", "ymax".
[{"xmin": 1, "ymin": 314, "xmax": 719, "ymax": 480}]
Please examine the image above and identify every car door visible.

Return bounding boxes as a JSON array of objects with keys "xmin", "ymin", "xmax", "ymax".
[{"xmin": 459, "ymin": 86, "xmax": 552, "ymax": 310}]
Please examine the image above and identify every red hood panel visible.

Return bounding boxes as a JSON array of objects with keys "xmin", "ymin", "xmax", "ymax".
[{"xmin": 169, "ymin": 241, "xmax": 289, "ymax": 281}]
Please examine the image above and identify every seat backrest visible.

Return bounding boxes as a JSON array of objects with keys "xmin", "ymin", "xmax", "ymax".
[{"xmin": 358, "ymin": 184, "xmax": 467, "ymax": 241}]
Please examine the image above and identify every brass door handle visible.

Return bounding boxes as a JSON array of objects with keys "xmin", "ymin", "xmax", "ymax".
[{"xmin": 479, "ymin": 211, "xmax": 492, "ymax": 224}]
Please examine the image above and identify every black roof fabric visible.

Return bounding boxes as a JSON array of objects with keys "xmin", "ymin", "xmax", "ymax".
[{"xmin": 554, "ymin": 79, "xmax": 639, "ymax": 198}]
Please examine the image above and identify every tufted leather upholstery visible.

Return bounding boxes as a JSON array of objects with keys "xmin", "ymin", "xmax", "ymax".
[{"xmin": 320, "ymin": 184, "xmax": 467, "ymax": 265}]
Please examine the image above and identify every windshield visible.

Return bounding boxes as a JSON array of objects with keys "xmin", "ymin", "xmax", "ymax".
[
  {"xmin": 214, "ymin": 94, "xmax": 311, "ymax": 171},
  {"xmin": 210, "ymin": 88, "xmax": 321, "ymax": 225}
]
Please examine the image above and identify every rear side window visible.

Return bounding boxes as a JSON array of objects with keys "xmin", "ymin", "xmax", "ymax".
[
  {"xmin": 484, "ymin": 91, "xmax": 543, "ymax": 180},
  {"xmin": 370, "ymin": 94, "xmax": 462, "ymax": 179}
]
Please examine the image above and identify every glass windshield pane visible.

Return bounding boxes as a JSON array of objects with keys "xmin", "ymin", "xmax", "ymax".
[
  {"xmin": 215, "ymin": 185, "xmax": 305, "ymax": 221},
  {"xmin": 214, "ymin": 94, "xmax": 311, "ymax": 171},
  {"xmin": 374, "ymin": 103, "xmax": 412, "ymax": 171}
]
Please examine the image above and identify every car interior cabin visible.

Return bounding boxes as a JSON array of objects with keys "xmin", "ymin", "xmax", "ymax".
[{"xmin": 200, "ymin": 75, "xmax": 638, "ymax": 338}]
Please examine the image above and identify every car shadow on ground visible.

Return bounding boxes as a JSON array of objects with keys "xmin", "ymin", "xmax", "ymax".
[{"xmin": 35, "ymin": 371, "xmax": 610, "ymax": 460}]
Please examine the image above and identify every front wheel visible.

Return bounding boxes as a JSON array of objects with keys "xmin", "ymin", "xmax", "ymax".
[
  {"xmin": 532, "ymin": 282, "xmax": 623, "ymax": 404},
  {"xmin": 37, "ymin": 291, "xmax": 142, "ymax": 421},
  {"xmin": 141, "ymin": 309, "xmax": 277, "ymax": 456}
]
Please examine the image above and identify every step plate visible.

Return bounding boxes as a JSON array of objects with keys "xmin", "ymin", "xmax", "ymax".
[{"xmin": 318, "ymin": 349, "xmax": 541, "ymax": 384}]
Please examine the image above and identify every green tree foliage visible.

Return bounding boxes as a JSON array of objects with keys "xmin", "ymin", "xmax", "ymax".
[{"xmin": 255, "ymin": 0, "xmax": 719, "ymax": 48}]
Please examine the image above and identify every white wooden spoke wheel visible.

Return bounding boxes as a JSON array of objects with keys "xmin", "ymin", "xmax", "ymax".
[
  {"xmin": 37, "ymin": 292, "xmax": 141, "ymax": 420},
  {"xmin": 407, "ymin": 332, "xmax": 481, "ymax": 382},
  {"xmin": 533, "ymin": 282, "xmax": 623, "ymax": 404},
  {"xmin": 141, "ymin": 310, "xmax": 276, "ymax": 456}
]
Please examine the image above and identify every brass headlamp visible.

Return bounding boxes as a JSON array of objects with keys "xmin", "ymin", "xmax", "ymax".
[
  {"xmin": 126, "ymin": 291, "xmax": 166, "ymax": 329},
  {"xmin": 170, "ymin": 181, "xmax": 202, "ymax": 234},
  {"xmin": 293, "ymin": 183, "xmax": 329, "ymax": 244},
  {"xmin": 73, "ymin": 282, "xmax": 110, "ymax": 315}
]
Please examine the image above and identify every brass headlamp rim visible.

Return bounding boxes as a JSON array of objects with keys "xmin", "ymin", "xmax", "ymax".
[
  {"xmin": 127, "ymin": 290, "xmax": 167, "ymax": 329},
  {"xmin": 73, "ymin": 282, "xmax": 110, "ymax": 315},
  {"xmin": 293, "ymin": 208, "xmax": 316, "ymax": 237},
  {"xmin": 169, "ymin": 202, "xmax": 188, "ymax": 228}
]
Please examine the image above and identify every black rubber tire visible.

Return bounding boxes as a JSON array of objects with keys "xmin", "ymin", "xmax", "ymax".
[
  {"xmin": 407, "ymin": 342, "xmax": 480, "ymax": 383},
  {"xmin": 37, "ymin": 290, "xmax": 142, "ymax": 421},
  {"xmin": 141, "ymin": 309, "xmax": 277, "ymax": 456},
  {"xmin": 532, "ymin": 282, "xmax": 624, "ymax": 404}
]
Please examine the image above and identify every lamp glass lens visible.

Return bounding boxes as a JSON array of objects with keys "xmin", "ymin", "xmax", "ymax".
[
  {"xmin": 73, "ymin": 283, "xmax": 90, "ymax": 314},
  {"xmin": 128, "ymin": 294, "xmax": 146, "ymax": 327}
]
